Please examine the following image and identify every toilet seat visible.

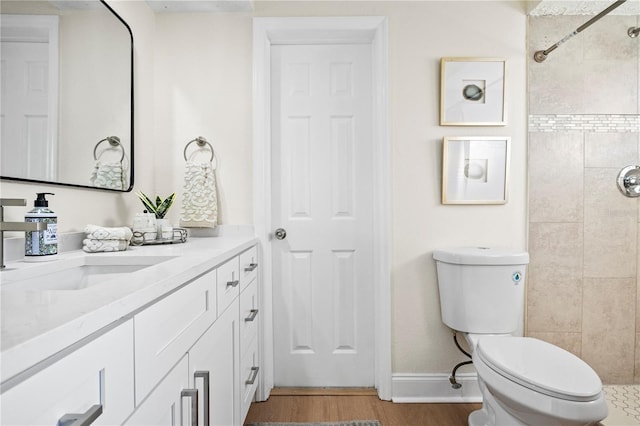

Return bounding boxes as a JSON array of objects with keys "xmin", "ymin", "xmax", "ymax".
[{"xmin": 476, "ymin": 336, "xmax": 602, "ymax": 402}]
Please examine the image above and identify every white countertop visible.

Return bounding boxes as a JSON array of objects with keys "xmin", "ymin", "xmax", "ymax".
[{"xmin": 0, "ymin": 235, "xmax": 258, "ymax": 385}]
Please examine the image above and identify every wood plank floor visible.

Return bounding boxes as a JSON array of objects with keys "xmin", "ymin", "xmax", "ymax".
[{"xmin": 244, "ymin": 393, "xmax": 481, "ymax": 426}]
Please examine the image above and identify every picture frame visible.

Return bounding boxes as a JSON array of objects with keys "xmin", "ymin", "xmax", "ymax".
[
  {"xmin": 442, "ymin": 136, "xmax": 510, "ymax": 204},
  {"xmin": 440, "ymin": 58, "xmax": 506, "ymax": 126}
]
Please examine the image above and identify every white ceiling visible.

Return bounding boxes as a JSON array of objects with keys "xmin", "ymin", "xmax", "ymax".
[
  {"xmin": 145, "ymin": 0, "xmax": 253, "ymax": 13},
  {"xmin": 530, "ymin": 0, "xmax": 640, "ymax": 16},
  {"xmin": 142, "ymin": 0, "xmax": 640, "ymax": 15}
]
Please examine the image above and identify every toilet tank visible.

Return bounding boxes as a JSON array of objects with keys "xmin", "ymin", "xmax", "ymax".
[{"xmin": 433, "ymin": 247, "xmax": 529, "ymax": 334}]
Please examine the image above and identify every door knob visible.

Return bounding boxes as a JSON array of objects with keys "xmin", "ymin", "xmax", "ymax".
[{"xmin": 274, "ymin": 228, "xmax": 287, "ymax": 240}]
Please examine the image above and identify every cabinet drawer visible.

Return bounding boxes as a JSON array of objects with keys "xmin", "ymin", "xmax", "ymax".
[
  {"xmin": 240, "ymin": 336, "xmax": 259, "ymax": 423},
  {"xmin": 217, "ymin": 256, "xmax": 240, "ymax": 314},
  {"xmin": 1, "ymin": 321, "xmax": 134, "ymax": 426},
  {"xmin": 239, "ymin": 246, "xmax": 258, "ymax": 292},
  {"xmin": 134, "ymin": 269, "xmax": 217, "ymax": 403},
  {"xmin": 240, "ymin": 279, "xmax": 259, "ymax": 354}
]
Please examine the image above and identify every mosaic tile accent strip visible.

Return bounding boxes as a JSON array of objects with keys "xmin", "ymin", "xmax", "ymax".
[
  {"xmin": 604, "ymin": 385, "xmax": 640, "ymax": 424},
  {"xmin": 529, "ymin": 114, "xmax": 640, "ymax": 133}
]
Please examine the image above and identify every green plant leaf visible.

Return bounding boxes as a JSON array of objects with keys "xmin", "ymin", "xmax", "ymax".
[
  {"xmin": 136, "ymin": 191, "xmax": 157, "ymax": 214},
  {"xmin": 136, "ymin": 191, "xmax": 175, "ymax": 218},
  {"xmin": 155, "ymin": 193, "xmax": 176, "ymax": 219}
]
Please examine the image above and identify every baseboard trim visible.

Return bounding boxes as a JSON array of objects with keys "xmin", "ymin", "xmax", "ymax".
[
  {"xmin": 391, "ymin": 373, "xmax": 482, "ymax": 403},
  {"xmin": 270, "ymin": 387, "xmax": 378, "ymax": 396}
]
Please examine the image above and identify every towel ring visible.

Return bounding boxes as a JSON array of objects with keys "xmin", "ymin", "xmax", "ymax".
[
  {"xmin": 183, "ymin": 136, "xmax": 215, "ymax": 163},
  {"xmin": 94, "ymin": 136, "xmax": 125, "ymax": 162}
]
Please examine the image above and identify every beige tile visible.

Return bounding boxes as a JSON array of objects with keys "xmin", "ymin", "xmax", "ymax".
[
  {"xmin": 528, "ymin": 16, "xmax": 586, "ymax": 114},
  {"xmin": 582, "ymin": 278, "xmax": 636, "ymax": 384},
  {"xmin": 584, "ymin": 217, "xmax": 637, "ymax": 278},
  {"xmin": 529, "ymin": 133, "xmax": 584, "ymax": 223},
  {"xmin": 583, "ymin": 16, "xmax": 639, "ymax": 62},
  {"xmin": 635, "ymin": 334, "xmax": 640, "ymax": 384},
  {"xmin": 527, "ymin": 331, "xmax": 582, "ymax": 358},
  {"xmin": 527, "ymin": 277, "xmax": 582, "ymax": 333},
  {"xmin": 528, "ymin": 222, "xmax": 583, "ymax": 282},
  {"xmin": 583, "ymin": 60, "xmax": 638, "ymax": 114},
  {"xmin": 584, "ymin": 168, "xmax": 638, "ymax": 278},
  {"xmin": 585, "ymin": 133, "xmax": 640, "ymax": 169}
]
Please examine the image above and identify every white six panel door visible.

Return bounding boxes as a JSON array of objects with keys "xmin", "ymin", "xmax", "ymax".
[{"xmin": 271, "ymin": 44, "xmax": 375, "ymax": 387}]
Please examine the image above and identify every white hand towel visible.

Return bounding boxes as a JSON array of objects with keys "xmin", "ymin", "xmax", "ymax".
[
  {"xmin": 90, "ymin": 161, "xmax": 126, "ymax": 190},
  {"xmin": 85, "ymin": 224, "xmax": 133, "ymax": 241},
  {"xmin": 82, "ymin": 239, "xmax": 129, "ymax": 253},
  {"xmin": 180, "ymin": 161, "xmax": 218, "ymax": 228}
]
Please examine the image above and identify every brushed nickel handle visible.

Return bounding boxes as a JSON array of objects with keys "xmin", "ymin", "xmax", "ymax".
[
  {"xmin": 58, "ymin": 404, "xmax": 103, "ymax": 426},
  {"xmin": 181, "ymin": 388, "xmax": 198, "ymax": 426},
  {"xmin": 226, "ymin": 280, "xmax": 239, "ymax": 288},
  {"xmin": 194, "ymin": 371, "xmax": 210, "ymax": 426},
  {"xmin": 274, "ymin": 228, "xmax": 287, "ymax": 240},
  {"xmin": 244, "ymin": 263, "xmax": 258, "ymax": 272},
  {"xmin": 245, "ymin": 366, "xmax": 259, "ymax": 385},
  {"xmin": 245, "ymin": 309, "xmax": 259, "ymax": 322}
]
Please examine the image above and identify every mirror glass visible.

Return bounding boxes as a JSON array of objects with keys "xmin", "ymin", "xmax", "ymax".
[{"xmin": 0, "ymin": 0, "xmax": 133, "ymax": 191}]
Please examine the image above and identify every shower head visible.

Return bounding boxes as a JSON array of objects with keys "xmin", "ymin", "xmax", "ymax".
[{"xmin": 629, "ymin": 27, "xmax": 640, "ymax": 38}]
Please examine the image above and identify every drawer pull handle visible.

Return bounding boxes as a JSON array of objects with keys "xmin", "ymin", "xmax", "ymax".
[
  {"xmin": 194, "ymin": 371, "xmax": 210, "ymax": 426},
  {"xmin": 181, "ymin": 388, "xmax": 199, "ymax": 426},
  {"xmin": 226, "ymin": 280, "xmax": 239, "ymax": 288},
  {"xmin": 244, "ymin": 263, "xmax": 258, "ymax": 272},
  {"xmin": 58, "ymin": 404, "xmax": 103, "ymax": 426},
  {"xmin": 245, "ymin": 366, "xmax": 260, "ymax": 385},
  {"xmin": 245, "ymin": 309, "xmax": 259, "ymax": 322}
]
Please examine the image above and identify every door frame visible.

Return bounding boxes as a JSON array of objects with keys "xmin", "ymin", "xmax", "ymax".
[{"xmin": 252, "ymin": 16, "xmax": 391, "ymax": 400}]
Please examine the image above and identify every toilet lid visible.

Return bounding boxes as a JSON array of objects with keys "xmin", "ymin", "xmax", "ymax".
[{"xmin": 476, "ymin": 337, "xmax": 602, "ymax": 402}]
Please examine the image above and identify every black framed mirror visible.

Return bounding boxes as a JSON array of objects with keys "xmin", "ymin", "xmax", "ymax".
[{"xmin": 0, "ymin": 0, "xmax": 134, "ymax": 191}]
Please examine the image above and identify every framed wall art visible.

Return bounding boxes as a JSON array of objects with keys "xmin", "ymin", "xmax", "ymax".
[
  {"xmin": 440, "ymin": 58, "xmax": 506, "ymax": 126},
  {"xmin": 442, "ymin": 136, "xmax": 510, "ymax": 204}
]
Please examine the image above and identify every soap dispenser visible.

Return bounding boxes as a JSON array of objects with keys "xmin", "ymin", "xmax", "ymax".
[{"xmin": 25, "ymin": 192, "xmax": 58, "ymax": 259}]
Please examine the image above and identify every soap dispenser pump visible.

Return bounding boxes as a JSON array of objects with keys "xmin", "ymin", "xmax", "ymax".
[{"xmin": 25, "ymin": 192, "xmax": 58, "ymax": 259}]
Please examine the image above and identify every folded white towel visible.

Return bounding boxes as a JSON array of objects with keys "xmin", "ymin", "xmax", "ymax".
[
  {"xmin": 180, "ymin": 161, "xmax": 218, "ymax": 228},
  {"xmin": 90, "ymin": 161, "xmax": 126, "ymax": 190},
  {"xmin": 82, "ymin": 239, "xmax": 129, "ymax": 253},
  {"xmin": 85, "ymin": 224, "xmax": 133, "ymax": 241}
]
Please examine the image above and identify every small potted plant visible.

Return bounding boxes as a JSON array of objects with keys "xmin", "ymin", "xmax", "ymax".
[{"xmin": 136, "ymin": 191, "xmax": 176, "ymax": 239}]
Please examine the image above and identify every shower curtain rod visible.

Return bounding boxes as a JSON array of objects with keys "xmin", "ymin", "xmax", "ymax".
[{"xmin": 534, "ymin": 0, "xmax": 627, "ymax": 63}]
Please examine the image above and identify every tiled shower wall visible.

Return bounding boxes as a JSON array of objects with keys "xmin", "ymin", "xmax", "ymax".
[{"xmin": 526, "ymin": 15, "xmax": 640, "ymax": 383}]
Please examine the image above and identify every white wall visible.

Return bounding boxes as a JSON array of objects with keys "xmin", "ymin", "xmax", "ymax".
[
  {"xmin": 153, "ymin": 12, "xmax": 253, "ymax": 226},
  {"xmin": 153, "ymin": 0, "xmax": 528, "ymax": 375},
  {"xmin": 1, "ymin": 0, "xmax": 527, "ymax": 379}
]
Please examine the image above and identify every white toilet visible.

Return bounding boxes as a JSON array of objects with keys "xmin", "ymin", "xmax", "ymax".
[{"xmin": 433, "ymin": 247, "xmax": 608, "ymax": 426}]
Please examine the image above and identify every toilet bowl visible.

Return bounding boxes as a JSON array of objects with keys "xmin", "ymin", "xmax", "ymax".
[
  {"xmin": 433, "ymin": 247, "xmax": 608, "ymax": 426},
  {"xmin": 467, "ymin": 335, "xmax": 607, "ymax": 426}
]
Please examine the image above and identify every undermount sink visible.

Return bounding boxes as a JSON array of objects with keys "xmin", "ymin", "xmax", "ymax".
[{"xmin": 1, "ymin": 255, "xmax": 176, "ymax": 291}]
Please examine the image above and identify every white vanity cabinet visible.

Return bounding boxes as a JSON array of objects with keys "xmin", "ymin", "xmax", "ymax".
[
  {"xmin": 239, "ymin": 261, "xmax": 260, "ymax": 421},
  {"xmin": 133, "ymin": 268, "xmax": 217, "ymax": 404},
  {"xmin": 189, "ymin": 297, "xmax": 240, "ymax": 426},
  {"xmin": 126, "ymin": 245, "xmax": 260, "ymax": 426},
  {"xmin": 1, "ymin": 242, "xmax": 260, "ymax": 426},
  {"xmin": 124, "ymin": 356, "xmax": 191, "ymax": 426},
  {"xmin": 0, "ymin": 320, "xmax": 135, "ymax": 426}
]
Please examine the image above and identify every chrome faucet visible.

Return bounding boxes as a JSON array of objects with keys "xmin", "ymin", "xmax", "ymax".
[{"xmin": 0, "ymin": 199, "xmax": 46, "ymax": 269}]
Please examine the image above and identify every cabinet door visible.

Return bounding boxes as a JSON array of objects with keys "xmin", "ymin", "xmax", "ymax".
[
  {"xmin": 135, "ymin": 269, "xmax": 217, "ymax": 403},
  {"xmin": 124, "ymin": 356, "xmax": 192, "ymax": 426},
  {"xmin": 240, "ymin": 279, "xmax": 259, "ymax": 355},
  {"xmin": 217, "ymin": 256, "xmax": 240, "ymax": 315},
  {"xmin": 1, "ymin": 320, "xmax": 134, "ymax": 426},
  {"xmin": 189, "ymin": 298, "xmax": 240, "ymax": 426},
  {"xmin": 239, "ymin": 246, "xmax": 258, "ymax": 293},
  {"xmin": 240, "ymin": 337, "xmax": 259, "ymax": 423}
]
